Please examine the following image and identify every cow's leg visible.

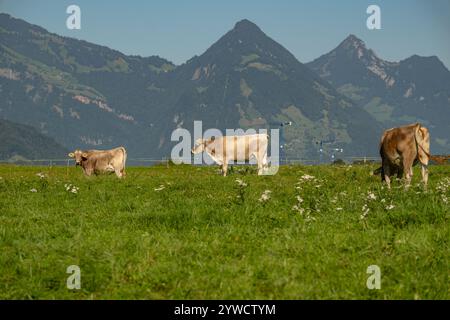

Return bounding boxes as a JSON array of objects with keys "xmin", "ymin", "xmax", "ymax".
[
  {"xmin": 373, "ymin": 166, "xmax": 382, "ymax": 176},
  {"xmin": 114, "ymin": 168, "xmax": 123, "ymax": 178},
  {"xmin": 380, "ymin": 166, "xmax": 385, "ymax": 181},
  {"xmin": 421, "ymin": 164, "xmax": 429, "ymax": 188},
  {"xmin": 418, "ymin": 155, "xmax": 429, "ymax": 188},
  {"xmin": 222, "ymin": 163, "xmax": 228, "ymax": 177},
  {"xmin": 396, "ymin": 166, "xmax": 404, "ymax": 181},
  {"xmin": 256, "ymin": 154, "xmax": 264, "ymax": 175},
  {"xmin": 262, "ymin": 154, "xmax": 268, "ymax": 170},
  {"xmin": 382, "ymin": 161, "xmax": 391, "ymax": 189},
  {"xmin": 402, "ymin": 156, "xmax": 414, "ymax": 189},
  {"xmin": 256, "ymin": 151, "xmax": 269, "ymax": 175},
  {"xmin": 257, "ymin": 161, "xmax": 263, "ymax": 175},
  {"xmin": 262, "ymin": 152, "xmax": 269, "ymax": 173},
  {"xmin": 83, "ymin": 167, "xmax": 93, "ymax": 177}
]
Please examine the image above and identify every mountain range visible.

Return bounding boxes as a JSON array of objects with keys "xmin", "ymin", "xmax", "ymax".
[
  {"xmin": 307, "ymin": 35, "xmax": 450, "ymax": 154},
  {"xmin": 0, "ymin": 13, "xmax": 449, "ymax": 160}
]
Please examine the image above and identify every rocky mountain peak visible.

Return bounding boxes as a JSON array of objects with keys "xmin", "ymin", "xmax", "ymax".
[{"xmin": 233, "ymin": 19, "xmax": 262, "ymax": 32}]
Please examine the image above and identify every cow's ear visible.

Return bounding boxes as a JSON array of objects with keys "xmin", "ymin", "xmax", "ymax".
[
  {"xmin": 68, "ymin": 152, "xmax": 75, "ymax": 158},
  {"xmin": 81, "ymin": 152, "xmax": 88, "ymax": 159},
  {"xmin": 204, "ymin": 136, "xmax": 215, "ymax": 146}
]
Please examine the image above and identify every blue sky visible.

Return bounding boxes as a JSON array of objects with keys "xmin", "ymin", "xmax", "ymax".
[{"xmin": 1, "ymin": 0, "xmax": 449, "ymax": 68}]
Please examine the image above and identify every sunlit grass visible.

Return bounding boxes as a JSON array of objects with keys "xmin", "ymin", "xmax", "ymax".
[{"xmin": 0, "ymin": 164, "xmax": 448, "ymax": 299}]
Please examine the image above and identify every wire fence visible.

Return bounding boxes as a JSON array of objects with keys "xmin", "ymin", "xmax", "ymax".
[{"xmin": 0, "ymin": 156, "xmax": 382, "ymax": 167}]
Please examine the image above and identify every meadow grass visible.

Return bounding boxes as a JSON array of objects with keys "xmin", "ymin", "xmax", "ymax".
[{"xmin": 0, "ymin": 163, "xmax": 448, "ymax": 299}]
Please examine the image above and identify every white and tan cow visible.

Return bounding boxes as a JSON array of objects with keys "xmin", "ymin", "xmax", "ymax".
[
  {"xmin": 68, "ymin": 146, "xmax": 127, "ymax": 178},
  {"xmin": 191, "ymin": 134, "xmax": 269, "ymax": 176}
]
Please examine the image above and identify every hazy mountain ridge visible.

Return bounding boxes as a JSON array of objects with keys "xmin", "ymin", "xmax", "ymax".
[
  {"xmin": 1, "ymin": 13, "xmax": 447, "ymax": 160},
  {"xmin": 134, "ymin": 19, "xmax": 383, "ymax": 158},
  {"xmin": 0, "ymin": 119, "xmax": 68, "ymax": 160}
]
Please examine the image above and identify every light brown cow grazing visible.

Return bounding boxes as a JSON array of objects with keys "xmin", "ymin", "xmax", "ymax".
[
  {"xmin": 68, "ymin": 146, "xmax": 127, "ymax": 178},
  {"xmin": 191, "ymin": 134, "xmax": 268, "ymax": 176},
  {"xmin": 379, "ymin": 123, "xmax": 430, "ymax": 189}
]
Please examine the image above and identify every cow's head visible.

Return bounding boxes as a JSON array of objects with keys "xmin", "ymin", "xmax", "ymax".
[
  {"xmin": 68, "ymin": 150, "xmax": 88, "ymax": 166},
  {"xmin": 191, "ymin": 137, "xmax": 217, "ymax": 154},
  {"xmin": 191, "ymin": 138, "xmax": 207, "ymax": 154}
]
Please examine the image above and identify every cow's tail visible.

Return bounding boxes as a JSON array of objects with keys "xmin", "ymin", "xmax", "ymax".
[
  {"xmin": 120, "ymin": 146, "xmax": 127, "ymax": 176},
  {"xmin": 375, "ymin": 130, "xmax": 388, "ymax": 177},
  {"xmin": 413, "ymin": 123, "xmax": 431, "ymax": 166}
]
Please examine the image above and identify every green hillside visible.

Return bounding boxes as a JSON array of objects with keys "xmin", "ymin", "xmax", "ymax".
[{"xmin": 0, "ymin": 119, "xmax": 68, "ymax": 160}]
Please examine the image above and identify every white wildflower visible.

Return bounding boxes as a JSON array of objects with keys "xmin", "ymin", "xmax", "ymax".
[
  {"xmin": 292, "ymin": 205, "xmax": 305, "ymax": 214},
  {"xmin": 65, "ymin": 184, "xmax": 79, "ymax": 193},
  {"xmin": 36, "ymin": 172, "xmax": 46, "ymax": 179},
  {"xmin": 336, "ymin": 207, "xmax": 343, "ymax": 211},
  {"xmin": 385, "ymin": 204, "xmax": 395, "ymax": 210},
  {"xmin": 435, "ymin": 178, "xmax": 449, "ymax": 204},
  {"xmin": 235, "ymin": 179, "xmax": 247, "ymax": 187},
  {"xmin": 30, "ymin": 188, "xmax": 37, "ymax": 193},
  {"xmin": 259, "ymin": 190, "xmax": 272, "ymax": 203},
  {"xmin": 300, "ymin": 174, "xmax": 315, "ymax": 181},
  {"xmin": 360, "ymin": 204, "xmax": 370, "ymax": 220},
  {"xmin": 367, "ymin": 192, "xmax": 376, "ymax": 201}
]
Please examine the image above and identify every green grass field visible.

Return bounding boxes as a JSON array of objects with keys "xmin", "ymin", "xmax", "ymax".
[{"xmin": 0, "ymin": 164, "xmax": 448, "ymax": 299}]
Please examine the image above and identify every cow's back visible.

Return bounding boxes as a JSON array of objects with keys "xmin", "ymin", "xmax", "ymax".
[
  {"xmin": 206, "ymin": 134, "xmax": 267, "ymax": 162},
  {"xmin": 380, "ymin": 125, "xmax": 416, "ymax": 161},
  {"xmin": 226, "ymin": 134, "xmax": 267, "ymax": 161},
  {"xmin": 85, "ymin": 147, "xmax": 126, "ymax": 171}
]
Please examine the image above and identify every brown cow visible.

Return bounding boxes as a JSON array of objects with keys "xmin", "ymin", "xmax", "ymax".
[
  {"xmin": 68, "ymin": 146, "xmax": 127, "ymax": 178},
  {"xmin": 379, "ymin": 123, "xmax": 430, "ymax": 189}
]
